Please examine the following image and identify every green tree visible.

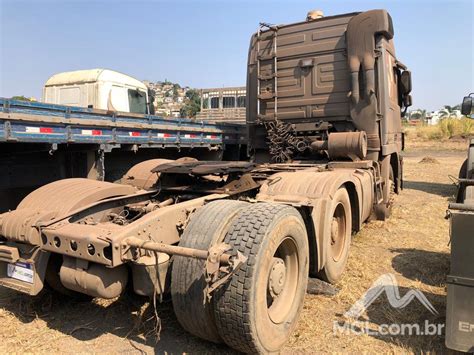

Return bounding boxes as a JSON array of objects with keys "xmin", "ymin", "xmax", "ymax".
[
  {"xmin": 420, "ymin": 109, "xmax": 427, "ymax": 120},
  {"xmin": 180, "ymin": 89, "xmax": 201, "ymax": 118},
  {"xmin": 444, "ymin": 105, "xmax": 455, "ymax": 113},
  {"xmin": 172, "ymin": 83, "xmax": 181, "ymax": 99},
  {"xmin": 11, "ymin": 95, "xmax": 32, "ymax": 101}
]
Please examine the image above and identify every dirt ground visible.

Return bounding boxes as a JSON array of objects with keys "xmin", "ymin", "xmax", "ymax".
[{"xmin": 0, "ymin": 141, "xmax": 467, "ymax": 354}]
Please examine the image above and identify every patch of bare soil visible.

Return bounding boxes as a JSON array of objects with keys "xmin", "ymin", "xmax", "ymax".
[
  {"xmin": 403, "ymin": 136, "xmax": 468, "ymax": 157},
  {"xmin": 419, "ymin": 156, "xmax": 440, "ymax": 164},
  {"xmin": 0, "ymin": 148, "xmax": 465, "ymax": 354}
]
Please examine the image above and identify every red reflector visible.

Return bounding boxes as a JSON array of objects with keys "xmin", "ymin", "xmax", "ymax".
[
  {"xmin": 92, "ymin": 130, "xmax": 102, "ymax": 136},
  {"xmin": 130, "ymin": 132, "xmax": 140, "ymax": 137},
  {"xmin": 40, "ymin": 127, "xmax": 53, "ymax": 133}
]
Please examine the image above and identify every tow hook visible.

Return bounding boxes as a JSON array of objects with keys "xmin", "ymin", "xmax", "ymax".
[
  {"xmin": 204, "ymin": 243, "xmax": 247, "ymax": 302},
  {"xmin": 124, "ymin": 237, "xmax": 247, "ymax": 301}
]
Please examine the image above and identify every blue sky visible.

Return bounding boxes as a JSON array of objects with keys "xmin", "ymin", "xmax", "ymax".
[{"xmin": 0, "ymin": 0, "xmax": 472, "ymax": 111}]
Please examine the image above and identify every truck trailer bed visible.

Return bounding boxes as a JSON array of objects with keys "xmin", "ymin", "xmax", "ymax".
[{"xmin": 0, "ymin": 98, "xmax": 245, "ymax": 148}]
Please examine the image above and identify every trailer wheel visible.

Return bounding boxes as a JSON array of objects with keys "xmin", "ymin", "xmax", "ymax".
[
  {"xmin": 318, "ymin": 187, "xmax": 352, "ymax": 284},
  {"xmin": 171, "ymin": 199, "xmax": 248, "ymax": 343},
  {"xmin": 214, "ymin": 203, "xmax": 309, "ymax": 353}
]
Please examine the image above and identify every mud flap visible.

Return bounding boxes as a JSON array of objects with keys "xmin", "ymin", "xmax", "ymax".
[{"xmin": 0, "ymin": 244, "xmax": 50, "ymax": 296}]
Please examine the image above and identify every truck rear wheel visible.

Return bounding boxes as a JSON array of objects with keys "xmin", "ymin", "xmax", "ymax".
[
  {"xmin": 171, "ymin": 199, "xmax": 248, "ymax": 343},
  {"xmin": 459, "ymin": 159, "xmax": 468, "ymax": 179},
  {"xmin": 318, "ymin": 187, "xmax": 352, "ymax": 284},
  {"xmin": 214, "ymin": 203, "xmax": 309, "ymax": 353}
]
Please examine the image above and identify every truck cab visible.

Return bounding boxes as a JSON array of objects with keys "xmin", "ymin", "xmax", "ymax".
[
  {"xmin": 42, "ymin": 68, "xmax": 154, "ymax": 114},
  {"xmin": 247, "ymin": 10, "xmax": 412, "ymax": 218}
]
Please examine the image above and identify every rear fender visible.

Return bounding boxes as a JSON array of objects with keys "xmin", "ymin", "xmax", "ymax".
[
  {"xmin": 256, "ymin": 168, "xmax": 373, "ymax": 273},
  {"xmin": 0, "ymin": 178, "xmax": 137, "ymax": 245}
]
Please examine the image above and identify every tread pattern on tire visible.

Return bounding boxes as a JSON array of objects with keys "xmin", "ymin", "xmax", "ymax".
[
  {"xmin": 214, "ymin": 203, "xmax": 303, "ymax": 353},
  {"xmin": 171, "ymin": 199, "xmax": 248, "ymax": 343}
]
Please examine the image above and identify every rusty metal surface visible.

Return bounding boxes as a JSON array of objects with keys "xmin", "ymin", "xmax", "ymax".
[
  {"xmin": 18, "ymin": 178, "xmax": 137, "ymax": 213},
  {"xmin": 121, "ymin": 158, "xmax": 172, "ymax": 190},
  {"xmin": 328, "ymin": 132, "xmax": 367, "ymax": 160},
  {"xmin": 59, "ymin": 256, "xmax": 128, "ymax": 299},
  {"xmin": 0, "ymin": 247, "xmax": 50, "ymax": 296},
  {"xmin": 1, "ymin": 209, "xmax": 57, "ymax": 245},
  {"xmin": 310, "ymin": 132, "xmax": 368, "ymax": 160},
  {"xmin": 152, "ymin": 160, "xmax": 256, "ymax": 175},
  {"xmin": 0, "ymin": 178, "xmax": 137, "ymax": 245},
  {"xmin": 247, "ymin": 13, "xmax": 356, "ymax": 124},
  {"xmin": 34, "ymin": 193, "xmax": 228, "ymax": 267},
  {"xmin": 42, "ymin": 223, "xmax": 115, "ymax": 265},
  {"xmin": 0, "ymin": 245, "xmax": 19, "ymax": 263},
  {"xmin": 258, "ymin": 168, "xmax": 366, "ymax": 203},
  {"xmin": 125, "ymin": 237, "xmax": 232, "ymax": 265},
  {"xmin": 257, "ymin": 166, "xmax": 374, "ymax": 272},
  {"xmin": 131, "ymin": 252, "xmax": 169, "ymax": 297}
]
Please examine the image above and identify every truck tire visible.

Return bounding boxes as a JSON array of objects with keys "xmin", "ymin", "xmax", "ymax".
[
  {"xmin": 214, "ymin": 203, "xmax": 309, "ymax": 353},
  {"xmin": 171, "ymin": 199, "xmax": 248, "ymax": 343},
  {"xmin": 318, "ymin": 187, "xmax": 352, "ymax": 284}
]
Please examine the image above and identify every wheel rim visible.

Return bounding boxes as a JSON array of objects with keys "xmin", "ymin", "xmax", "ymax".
[
  {"xmin": 266, "ymin": 237, "xmax": 299, "ymax": 324},
  {"xmin": 330, "ymin": 203, "xmax": 346, "ymax": 262}
]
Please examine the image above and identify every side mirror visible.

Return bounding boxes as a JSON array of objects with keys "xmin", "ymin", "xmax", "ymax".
[
  {"xmin": 401, "ymin": 94, "xmax": 412, "ymax": 117},
  {"xmin": 461, "ymin": 94, "xmax": 474, "ymax": 116},
  {"xmin": 400, "ymin": 70, "xmax": 412, "ymax": 95},
  {"xmin": 148, "ymin": 88, "xmax": 156, "ymax": 115},
  {"xmin": 403, "ymin": 94, "xmax": 412, "ymax": 108}
]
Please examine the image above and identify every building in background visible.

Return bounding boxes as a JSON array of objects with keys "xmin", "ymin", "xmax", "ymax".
[
  {"xmin": 144, "ymin": 81, "xmax": 246, "ymax": 122},
  {"xmin": 144, "ymin": 80, "xmax": 190, "ymax": 117},
  {"xmin": 196, "ymin": 87, "xmax": 246, "ymax": 122}
]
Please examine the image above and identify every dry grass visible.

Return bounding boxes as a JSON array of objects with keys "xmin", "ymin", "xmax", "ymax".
[
  {"xmin": 290, "ymin": 152, "xmax": 461, "ymax": 353},
  {"xmin": 404, "ymin": 118, "xmax": 474, "ymax": 142},
  {"xmin": 0, "ymin": 147, "xmax": 465, "ymax": 354}
]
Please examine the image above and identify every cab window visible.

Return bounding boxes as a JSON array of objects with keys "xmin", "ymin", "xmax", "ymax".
[{"xmin": 128, "ymin": 89, "xmax": 147, "ymax": 114}]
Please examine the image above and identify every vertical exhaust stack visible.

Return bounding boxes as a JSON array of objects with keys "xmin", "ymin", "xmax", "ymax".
[{"xmin": 306, "ymin": 10, "xmax": 324, "ymax": 21}]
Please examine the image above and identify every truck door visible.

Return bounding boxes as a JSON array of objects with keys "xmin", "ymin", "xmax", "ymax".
[{"xmin": 108, "ymin": 85, "xmax": 130, "ymax": 112}]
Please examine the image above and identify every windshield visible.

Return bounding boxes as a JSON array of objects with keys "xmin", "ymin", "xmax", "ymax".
[{"xmin": 128, "ymin": 89, "xmax": 147, "ymax": 114}]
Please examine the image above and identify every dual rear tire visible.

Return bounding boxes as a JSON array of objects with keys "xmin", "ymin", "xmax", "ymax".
[
  {"xmin": 171, "ymin": 192, "xmax": 352, "ymax": 353},
  {"xmin": 171, "ymin": 201, "xmax": 310, "ymax": 352},
  {"xmin": 213, "ymin": 203, "xmax": 309, "ymax": 353}
]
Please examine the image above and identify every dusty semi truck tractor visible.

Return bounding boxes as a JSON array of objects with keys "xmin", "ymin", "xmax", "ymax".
[{"xmin": 0, "ymin": 9, "xmax": 411, "ymax": 353}]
